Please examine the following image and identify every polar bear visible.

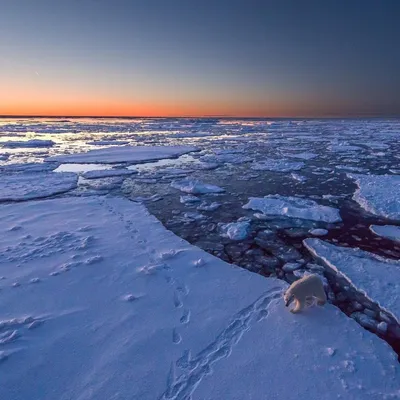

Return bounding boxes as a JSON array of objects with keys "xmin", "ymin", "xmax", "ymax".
[{"xmin": 284, "ymin": 274, "xmax": 327, "ymax": 313}]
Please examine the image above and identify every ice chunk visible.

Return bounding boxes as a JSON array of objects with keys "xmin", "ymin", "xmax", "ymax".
[
  {"xmin": 291, "ymin": 173, "xmax": 307, "ymax": 182},
  {"xmin": 251, "ymin": 160, "xmax": 304, "ymax": 172},
  {"xmin": 347, "ymin": 173, "xmax": 400, "ymax": 220},
  {"xmin": 1, "ymin": 139, "xmax": 55, "ymax": 148},
  {"xmin": 46, "ymin": 145, "xmax": 199, "ymax": 164},
  {"xmin": 286, "ymin": 152, "xmax": 317, "ymax": 160},
  {"xmin": 81, "ymin": 169, "xmax": 137, "ymax": 179},
  {"xmin": 197, "ymin": 201, "xmax": 221, "ymax": 211},
  {"xmin": 243, "ymin": 195, "xmax": 342, "ymax": 223},
  {"xmin": 0, "ymin": 172, "xmax": 78, "ymax": 202},
  {"xmin": 87, "ymin": 140, "xmax": 129, "ymax": 146},
  {"xmin": 369, "ymin": 225, "xmax": 400, "ymax": 242},
  {"xmin": 171, "ymin": 179, "xmax": 224, "ymax": 194},
  {"xmin": 219, "ymin": 221, "xmax": 251, "ymax": 241},
  {"xmin": 309, "ymin": 228, "xmax": 329, "ymax": 236},
  {"xmin": 180, "ymin": 195, "xmax": 201, "ymax": 204},
  {"xmin": 304, "ymin": 238, "xmax": 400, "ymax": 323}
]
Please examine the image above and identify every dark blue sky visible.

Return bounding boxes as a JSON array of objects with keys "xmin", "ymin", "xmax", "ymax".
[{"xmin": 1, "ymin": 0, "xmax": 399, "ymax": 116}]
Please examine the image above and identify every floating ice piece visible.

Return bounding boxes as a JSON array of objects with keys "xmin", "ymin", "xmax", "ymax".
[
  {"xmin": 87, "ymin": 140, "xmax": 129, "ymax": 146},
  {"xmin": 243, "ymin": 195, "xmax": 342, "ymax": 223},
  {"xmin": 171, "ymin": 179, "xmax": 224, "ymax": 194},
  {"xmin": 328, "ymin": 144, "xmax": 362, "ymax": 152},
  {"xmin": 0, "ymin": 172, "xmax": 78, "ymax": 202},
  {"xmin": 335, "ymin": 165, "xmax": 367, "ymax": 173},
  {"xmin": 201, "ymin": 153, "xmax": 253, "ymax": 164},
  {"xmin": 251, "ymin": 160, "xmax": 304, "ymax": 172},
  {"xmin": 81, "ymin": 169, "xmax": 137, "ymax": 179},
  {"xmin": 1, "ymin": 139, "xmax": 55, "ymax": 148},
  {"xmin": 219, "ymin": 221, "xmax": 251, "ymax": 241},
  {"xmin": 0, "ymin": 162, "xmax": 57, "ymax": 173},
  {"xmin": 304, "ymin": 238, "xmax": 400, "ymax": 323},
  {"xmin": 46, "ymin": 145, "xmax": 199, "ymax": 164},
  {"xmin": 309, "ymin": 229, "xmax": 329, "ymax": 236},
  {"xmin": 370, "ymin": 225, "xmax": 400, "ymax": 242},
  {"xmin": 286, "ymin": 152, "xmax": 317, "ymax": 160},
  {"xmin": 180, "ymin": 195, "xmax": 201, "ymax": 204},
  {"xmin": 347, "ymin": 173, "xmax": 400, "ymax": 220},
  {"xmin": 197, "ymin": 201, "xmax": 221, "ymax": 211},
  {"xmin": 291, "ymin": 173, "xmax": 307, "ymax": 182}
]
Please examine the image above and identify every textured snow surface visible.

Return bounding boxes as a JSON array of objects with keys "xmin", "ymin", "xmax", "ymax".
[
  {"xmin": 46, "ymin": 145, "xmax": 199, "ymax": 164},
  {"xmin": 171, "ymin": 179, "xmax": 224, "ymax": 194},
  {"xmin": 347, "ymin": 174, "xmax": 400, "ymax": 221},
  {"xmin": 370, "ymin": 225, "xmax": 400, "ymax": 242},
  {"xmin": 0, "ymin": 198, "xmax": 399, "ymax": 400},
  {"xmin": 243, "ymin": 195, "xmax": 342, "ymax": 223},
  {"xmin": 0, "ymin": 172, "xmax": 78, "ymax": 202},
  {"xmin": 251, "ymin": 159, "xmax": 304, "ymax": 172},
  {"xmin": 304, "ymin": 238, "xmax": 400, "ymax": 322}
]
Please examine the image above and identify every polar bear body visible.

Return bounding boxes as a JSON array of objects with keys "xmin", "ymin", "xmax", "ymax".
[{"xmin": 284, "ymin": 273, "xmax": 327, "ymax": 313}]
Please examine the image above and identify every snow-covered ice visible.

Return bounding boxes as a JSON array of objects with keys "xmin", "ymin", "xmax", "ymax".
[
  {"xmin": 0, "ymin": 172, "xmax": 78, "ymax": 202},
  {"xmin": 46, "ymin": 145, "xmax": 199, "ymax": 164},
  {"xmin": 220, "ymin": 221, "xmax": 251, "ymax": 241},
  {"xmin": 81, "ymin": 168, "xmax": 137, "ymax": 179},
  {"xmin": 1, "ymin": 139, "xmax": 55, "ymax": 148},
  {"xmin": 370, "ymin": 225, "xmax": 400, "ymax": 242},
  {"xmin": 0, "ymin": 197, "xmax": 399, "ymax": 400},
  {"xmin": 243, "ymin": 195, "xmax": 342, "ymax": 223},
  {"xmin": 347, "ymin": 173, "xmax": 400, "ymax": 220},
  {"xmin": 304, "ymin": 238, "xmax": 400, "ymax": 323},
  {"xmin": 171, "ymin": 179, "xmax": 224, "ymax": 194},
  {"xmin": 309, "ymin": 228, "xmax": 329, "ymax": 236}
]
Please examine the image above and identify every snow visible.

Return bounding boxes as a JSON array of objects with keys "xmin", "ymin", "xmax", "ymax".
[
  {"xmin": 46, "ymin": 145, "xmax": 199, "ymax": 164},
  {"xmin": 0, "ymin": 172, "xmax": 78, "ymax": 202},
  {"xmin": 171, "ymin": 179, "xmax": 224, "ymax": 194},
  {"xmin": 347, "ymin": 173, "xmax": 400, "ymax": 220},
  {"xmin": 304, "ymin": 238, "xmax": 400, "ymax": 323},
  {"xmin": 251, "ymin": 159, "xmax": 304, "ymax": 172},
  {"xmin": 370, "ymin": 225, "xmax": 400, "ymax": 242},
  {"xmin": 81, "ymin": 168, "xmax": 137, "ymax": 179},
  {"xmin": 1, "ymin": 139, "xmax": 55, "ymax": 148},
  {"xmin": 220, "ymin": 221, "xmax": 251, "ymax": 241},
  {"xmin": 0, "ymin": 197, "xmax": 399, "ymax": 400},
  {"xmin": 243, "ymin": 195, "xmax": 342, "ymax": 223}
]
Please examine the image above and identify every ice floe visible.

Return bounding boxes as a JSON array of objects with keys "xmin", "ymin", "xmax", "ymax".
[
  {"xmin": 370, "ymin": 225, "xmax": 400, "ymax": 242},
  {"xmin": 1, "ymin": 139, "xmax": 55, "ymax": 148},
  {"xmin": 304, "ymin": 238, "xmax": 400, "ymax": 322},
  {"xmin": 1, "ymin": 197, "xmax": 398, "ymax": 399},
  {"xmin": 46, "ymin": 145, "xmax": 199, "ymax": 164},
  {"xmin": 243, "ymin": 195, "xmax": 342, "ymax": 223},
  {"xmin": 219, "ymin": 221, "xmax": 251, "ymax": 240},
  {"xmin": 171, "ymin": 179, "xmax": 224, "ymax": 194},
  {"xmin": 286, "ymin": 152, "xmax": 317, "ymax": 160},
  {"xmin": 81, "ymin": 168, "xmax": 137, "ymax": 179},
  {"xmin": 0, "ymin": 172, "xmax": 78, "ymax": 202},
  {"xmin": 347, "ymin": 173, "xmax": 400, "ymax": 220},
  {"xmin": 251, "ymin": 160, "xmax": 304, "ymax": 172}
]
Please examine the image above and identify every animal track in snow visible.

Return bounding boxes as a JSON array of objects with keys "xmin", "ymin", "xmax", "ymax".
[
  {"xmin": 180, "ymin": 310, "xmax": 190, "ymax": 325},
  {"xmin": 160, "ymin": 287, "xmax": 282, "ymax": 400},
  {"xmin": 172, "ymin": 329, "xmax": 182, "ymax": 344}
]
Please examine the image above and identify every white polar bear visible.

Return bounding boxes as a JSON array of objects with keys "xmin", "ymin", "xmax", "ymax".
[{"xmin": 284, "ymin": 273, "xmax": 327, "ymax": 313}]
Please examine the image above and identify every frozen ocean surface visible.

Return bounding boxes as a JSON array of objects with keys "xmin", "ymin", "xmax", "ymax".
[{"xmin": 1, "ymin": 117, "xmax": 400, "ymax": 399}]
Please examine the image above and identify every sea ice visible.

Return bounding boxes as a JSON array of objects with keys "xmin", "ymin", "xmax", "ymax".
[
  {"xmin": 81, "ymin": 169, "xmax": 137, "ymax": 179},
  {"xmin": 219, "ymin": 221, "xmax": 251, "ymax": 241},
  {"xmin": 304, "ymin": 238, "xmax": 400, "ymax": 323},
  {"xmin": 251, "ymin": 160, "xmax": 304, "ymax": 172},
  {"xmin": 370, "ymin": 225, "xmax": 400, "ymax": 242},
  {"xmin": 286, "ymin": 152, "xmax": 317, "ymax": 160},
  {"xmin": 243, "ymin": 195, "xmax": 342, "ymax": 223},
  {"xmin": 0, "ymin": 172, "xmax": 78, "ymax": 202},
  {"xmin": 1, "ymin": 139, "xmax": 55, "ymax": 148},
  {"xmin": 46, "ymin": 145, "xmax": 199, "ymax": 164},
  {"xmin": 347, "ymin": 173, "xmax": 400, "ymax": 220},
  {"xmin": 171, "ymin": 179, "xmax": 224, "ymax": 194}
]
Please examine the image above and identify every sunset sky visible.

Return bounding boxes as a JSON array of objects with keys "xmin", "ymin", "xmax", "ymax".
[{"xmin": 1, "ymin": 0, "xmax": 399, "ymax": 117}]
